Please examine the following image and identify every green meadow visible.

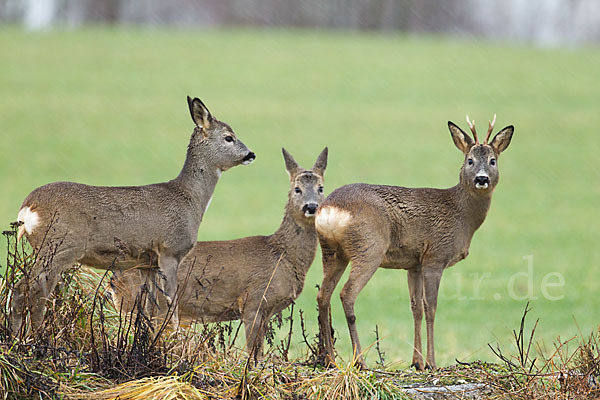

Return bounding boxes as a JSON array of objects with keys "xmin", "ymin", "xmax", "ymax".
[{"xmin": 1, "ymin": 27, "xmax": 598, "ymax": 367}]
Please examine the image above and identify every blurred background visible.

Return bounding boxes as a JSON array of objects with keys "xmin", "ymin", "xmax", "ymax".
[
  {"xmin": 1, "ymin": 0, "xmax": 599, "ymax": 367},
  {"xmin": 3, "ymin": 0, "xmax": 600, "ymax": 46}
]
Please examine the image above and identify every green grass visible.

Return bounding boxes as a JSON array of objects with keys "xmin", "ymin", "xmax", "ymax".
[{"xmin": 1, "ymin": 26, "xmax": 598, "ymax": 368}]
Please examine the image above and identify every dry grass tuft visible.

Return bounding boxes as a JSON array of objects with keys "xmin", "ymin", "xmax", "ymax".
[
  {"xmin": 297, "ymin": 358, "xmax": 406, "ymax": 400},
  {"xmin": 65, "ymin": 376, "xmax": 205, "ymax": 400}
]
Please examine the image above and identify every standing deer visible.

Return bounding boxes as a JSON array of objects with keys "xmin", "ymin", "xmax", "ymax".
[
  {"xmin": 315, "ymin": 115, "xmax": 514, "ymax": 370},
  {"xmin": 110, "ymin": 147, "xmax": 328, "ymax": 360},
  {"xmin": 10, "ymin": 96, "xmax": 255, "ymax": 335}
]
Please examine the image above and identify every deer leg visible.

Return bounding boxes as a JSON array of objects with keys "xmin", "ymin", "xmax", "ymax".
[
  {"xmin": 138, "ymin": 267, "xmax": 160, "ymax": 321},
  {"xmin": 118, "ymin": 268, "xmax": 147, "ymax": 314},
  {"xmin": 14, "ymin": 247, "xmax": 80, "ymax": 335},
  {"xmin": 317, "ymin": 243, "xmax": 349, "ymax": 366},
  {"xmin": 423, "ymin": 266, "xmax": 443, "ymax": 370},
  {"xmin": 407, "ymin": 268, "xmax": 425, "ymax": 371},
  {"xmin": 156, "ymin": 254, "xmax": 181, "ymax": 329},
  {"xmin": 243, "ymin": 310, "xmax": 267, "ymax": 362},
  {"xmin": 339, "ymin": 250, "xmax": 385, "ymax": 369}
]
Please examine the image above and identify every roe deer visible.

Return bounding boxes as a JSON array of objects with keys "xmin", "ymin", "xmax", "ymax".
[
  {"xmin": 315, "ymin": 115, "xmax": 514, "ymax": 370},
  {"xmin": 110, "ymin": 147, "xmax": 328, "ymax": 360},
  {"xmin": 10, "ymin": 96, "xmax": 255, "ymax": 335}
]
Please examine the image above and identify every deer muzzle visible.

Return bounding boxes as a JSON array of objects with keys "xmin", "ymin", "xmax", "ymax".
[
  {"xmin": 303, "ymin": 203, "xmax": 319, "ymax": 216},
  {"xmin": 474, "ymin": 175, "xmax": 490, "ymax": 189},
  {"xmin": 242, "ymin": 151, "xmax": 256, "ymax": 165}
]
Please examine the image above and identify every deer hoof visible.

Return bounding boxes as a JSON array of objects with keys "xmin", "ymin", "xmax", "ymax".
[
  {"xmin": 318, "ymin": 352, "xmax": 337, "ymax": 369},
  {"xmin": 411, "ymin": 361, "xmax": 426, "ymax": 371}
]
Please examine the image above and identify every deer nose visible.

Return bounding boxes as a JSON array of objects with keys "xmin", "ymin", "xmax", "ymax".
[
  {"xmin": 242, "ymin": 151, "xmax": 256, "ymax": 164},
  {"xmin": 303, "ymin": 203, "xmax": 319, "ymax": 216},
  {"xmin": 474, "ymin": 175, "xmax": 490, "ymax": 187}
]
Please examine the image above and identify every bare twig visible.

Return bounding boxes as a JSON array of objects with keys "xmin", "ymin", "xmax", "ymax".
[{"xmin": 374, "ymin": 325, "xmax": 386, "ymax": 368}]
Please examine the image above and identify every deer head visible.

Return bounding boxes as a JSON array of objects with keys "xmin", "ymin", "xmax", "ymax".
[
  {"xmin": 448, "ymin": 114, "xmax": 514, "ymax": 194},
  {"xmin": 282, "ymin": 147, "xmax": 328, "ymax": 222},
  {"xmin": 187, "ymin": 96, "xmax": 255, "ymax": 172}
]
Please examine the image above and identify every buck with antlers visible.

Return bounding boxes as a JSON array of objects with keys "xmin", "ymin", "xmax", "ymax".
[
  {"xmin": 315, "ymin": 115, "xmax": 514, "ymax": 370},
  {"xmin": 110, "ymin": 147, "xmax": 328, "ymax": 360},
  {"xmin": 10, "ymin": 96, "xmax": 255, "ymax": 336}
]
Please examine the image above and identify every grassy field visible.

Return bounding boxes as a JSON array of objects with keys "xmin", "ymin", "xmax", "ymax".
[{"xmin": 0, "ymin": 26, "xmax": 598, "ymax": 368}]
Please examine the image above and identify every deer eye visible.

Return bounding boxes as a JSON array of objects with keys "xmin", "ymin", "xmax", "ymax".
[
  {"xmin": 295, "ymin": 187, "xmax": 302, "ymax": 194},
  {"xmin": 490, "ymin": 158, "xmax": 496, "ymax": 166},
  {"xmin": 224, "ymin": 136, "xmax": 234, "ymax": 143},
  {"xmin": 318, "ymin": 186, "xmax": 324, "ymax": 193},
  {"xmin": 468, "ymin": 158, "xmax": 474, "ymax": 166}
]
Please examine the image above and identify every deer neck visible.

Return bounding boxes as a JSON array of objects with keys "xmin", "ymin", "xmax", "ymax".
[
  {"xmin": 270, "ymin": 204, "xmax": 318, "ymax": 279},
  {"xmin": 453, "ymin": 182, "xmax": 493, "ymax": 234},
  {"xmin": 173, "ymin": 134, "xmax": 221, "ymax": 210}
]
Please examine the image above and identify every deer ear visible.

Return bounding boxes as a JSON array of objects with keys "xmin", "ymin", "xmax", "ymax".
[
  {"xmin": 282, "ymin": 148, "xmax": 300, "ymax": 178},
  {"xmin": 490, "ymin": 125, "xmax": 514, "ymax": 154},
  {"xmin": 312, "ymin": 147, "xmax": 328, "ymax": 177},
  {"xmin": 187, "ymin": 96, "xmax": 213, "ymax": 130},
  {"xmin": 448, "ymin": 121, "xmax": 474, "ymax": 154}
]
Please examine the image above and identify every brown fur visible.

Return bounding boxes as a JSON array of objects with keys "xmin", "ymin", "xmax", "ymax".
[
  {"xmin": 111, "ymin": 148, "xmax": 328, "ymax": 359},
  {"xmin": 315, "ymin": 118, "xmax": 514, "ymax": 370},
  {"xmin": 10, "ymin": 96, "xmax": 255, "ymax": 335}
]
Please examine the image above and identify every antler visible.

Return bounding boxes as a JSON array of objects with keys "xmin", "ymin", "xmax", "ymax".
[
  {"xmin": 465, "ymin": 115, "xmax": 479, "ymax": 144},
  {"xmin": 484, "ymin": 114, "xmax": 496, "ymax": 144}
]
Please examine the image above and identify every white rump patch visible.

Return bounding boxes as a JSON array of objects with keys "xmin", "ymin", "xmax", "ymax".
[
  {"xmin": 216, "ymin": 168, "xmax": 222, "ymax": 178},
  {"xmin": 315, "ymin": 206, "xmax": 352, "ymax": 242},
  {"xmin": 17, "ymin": 206, "xmax": 40, "ymax": 241}
]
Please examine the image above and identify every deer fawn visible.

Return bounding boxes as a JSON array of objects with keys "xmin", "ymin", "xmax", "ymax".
[
  {"xmin": 315, "ymin": 115, "xmax": 513, "ymax": 370},
  {"xmin": 10, "ymin": 96, "xmax": 255, "ymax": 336},
  {"xmin": 110, "ymin": 147, "xmax": 327, "ymax": 360}
]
